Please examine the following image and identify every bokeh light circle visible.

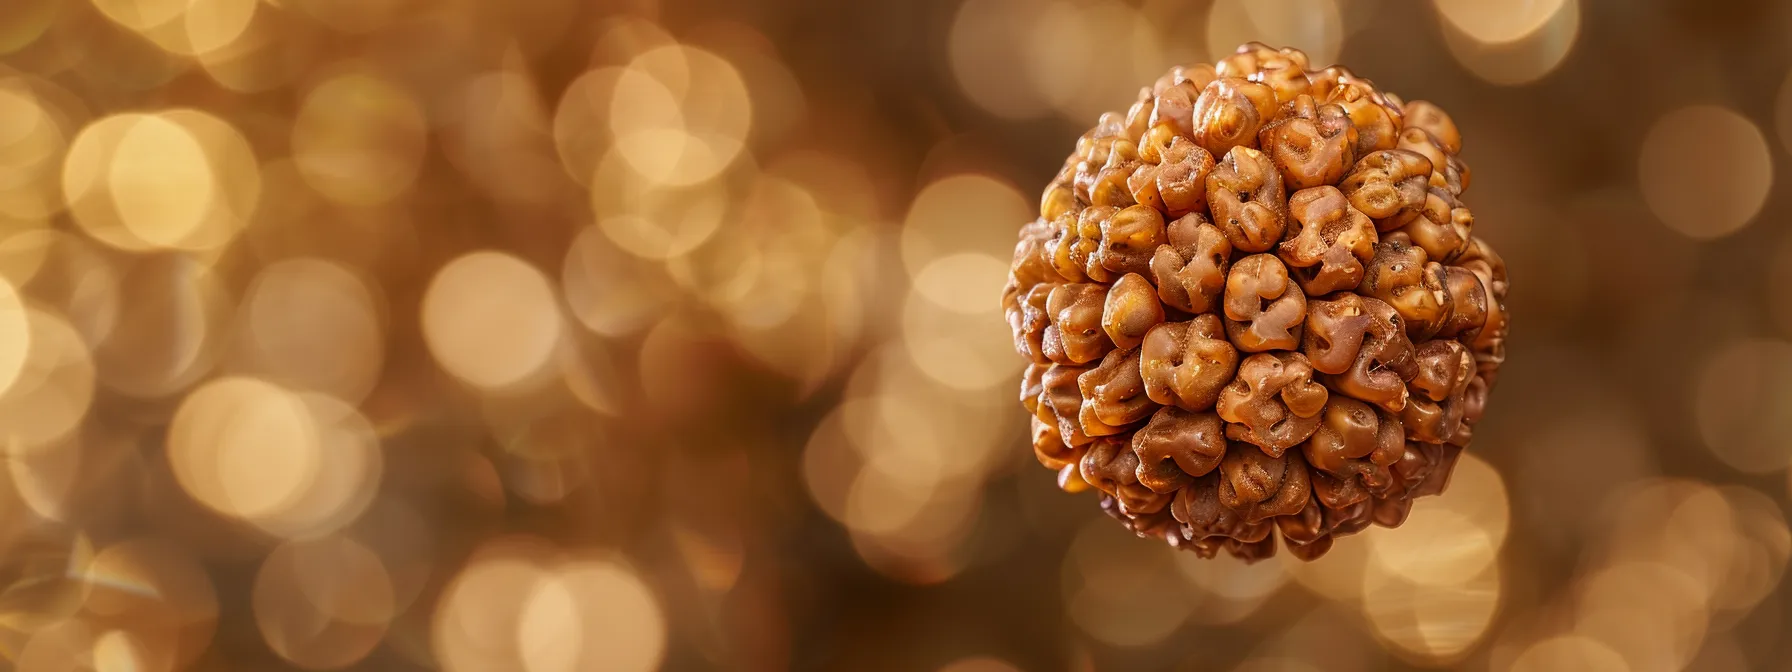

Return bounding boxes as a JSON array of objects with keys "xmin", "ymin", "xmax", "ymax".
[
  {"xmin": 237, "ymin": 258, "xmax": 384, "ymax": 403},
  {"xmin": 900, "ymin": 174, "xmax": 1029, "ymax": 278},
  {"xmin": 64, "ymin": 110, "xmax": 261, "ymax": 253},
  {"xmin": 168, "ymin": 378, "xmax": 381, "ymax": 537},
  {"xmin": 254, "ymin": 535, "xmax": 396, "ymax": 669},
  {"xmin": 1207, "ymin": 0, "xmax": 1343, "ymax": 66},
  {"xmin": 1694, "ymin": 338, "xmax": 1792, "ymax": 473},
  {"xmin": 0, "ymin": 276, "xmax": 31, "ymax": 394},
  {"xmin": 517, "ymin": 560, "xmax": 668, "ymax": 672},
  {"xmin": 1440, "ymin": 0, "xmax": 1579, "ymax": 86},
  {"xmin": 1638, "ymin": 105, "xmax": 1772, "ymax": 240},
  {"xmin": 610, "ymin": 45, "xmax": 751, "ymax": 187},
  {"xmin": 1432, "ymin": 0, "xmax": 1567, "ymax": 44},
  {"xmin": 949, "ymin": 0, "xmax": 1050, "ymax": 119},
  {"xmin": 292, "ymin": 72, "xmax": 428, "ymax": 207},
  {"xmin": 422, "ymin": 251, "xmax": 563, "ymax": 390},
  {"xmin": 0, "ymin": 306, "xmax": 95, "ymax": 453},
  {"xmin": 1509, "ymin": 635, "xmax": 1629, "ymax": 672}
]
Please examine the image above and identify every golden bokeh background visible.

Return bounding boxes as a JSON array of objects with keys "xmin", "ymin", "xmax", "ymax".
[{"xmin": 0, "ymin": 0, "xmax": 1787, "ymax": 669}]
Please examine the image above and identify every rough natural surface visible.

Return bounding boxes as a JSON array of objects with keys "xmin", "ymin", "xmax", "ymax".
[{"xmin": 1003, "ymin": 43, "xmax": 1508, "ymax": 562}]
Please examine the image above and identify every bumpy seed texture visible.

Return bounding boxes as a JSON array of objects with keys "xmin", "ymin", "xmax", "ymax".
[{"xmin": 1002, "ymin": 43, "xmax": 1508, "ymax": 562}]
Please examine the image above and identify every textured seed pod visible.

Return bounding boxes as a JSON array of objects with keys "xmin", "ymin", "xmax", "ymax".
[
  {"xmin": 1436, "ymin": 266, "xmax": 1488, "ymax": 338},
  {"xmin": 1216, "ymin": 443, "xmax": 1312, "ymax": 521},
  {"xmin": 1303, "ymin": 396, "xmax": 1404, "ymax": 508},
  {"xmin": 1038, "ymin": 363, "xmax": 1096, "ymax": 448},
  {"xmin": 1078, "ymin": 347, "xmax": 1159, "ymax": 429},
  {"xmin": 1279, "ymin": 186, "xmax": 1378, "ymax": 295},
  {"xmin": 1401, "ymin": 100, "xmax": 1461, "ymax": 154},
  {"xmin": 1359, "ymin": 238, "xmax": 1452, "ymax": 340},
  {"xmin": 1139, "ymin": 314, "xmax": 1238, "ymax": 411},
  {"xmin": 1153, "ymin": 63, "xmax": 1219, "ymax": 99},
  {"xmin": 1218, "ymin": 42, "xmax": 1312, "ymax": 106},
  {"xmin": 1002, "ymin": 43, "xmax": 1508, "ymax": 562},
  {"xmin": 1222, "ymin": 254, "xmax": 1306, "ymax": 352},
  {"xmin": 1139, "ymin": 136, "xmax": 1217, "ymax": 218},
  {"xmin": 1338, "ymin": 149, "xmax": 1432, "ymax": 231},
  {"xmin": 1258, "ymin": 96, "xmax": 1357, "ymax": 190},
  {"xmin": 1081, "ymin": 435, "xmax": 1173, "ymax": 516},
  {"xmin": 1103, "ymin": 273, "xmax": 1166, "ymax": 350},
  {"xmin": 1041, "ymin": 283, "xmax": 1113, "ymax": 364},
  {"xmin": 1216, "ymin": 352, "xmax": 1329, "ymax": 455},
  {"xmin": 1401, "ymin": 339, "xmax": 1475, "ymax": 444},
  {"xmin": 1303, "ymin": 293, "xmax": 1416, "ymax": 412},
  {"xmin": 1207, "ymin": 147, "xmax": 1289, "ymax": 252},
  {"xmin": 1309, "ymin": 66, "xmax": 1403, "ymax": 157},
  {"xmin": 1188, "ymin": 78, "xmax": 1280, "ymax": 158},
  {"xmin": 1132, "ymin": 407, "xmax": 1227, "ymax": 492},
  {"xmin": 1173, "ymin": 472, "xmax": 1274, "ymax": 559},
  {"xmin": 1150, "ymin": 213, "xmax": 1231, "ymax": 314}
]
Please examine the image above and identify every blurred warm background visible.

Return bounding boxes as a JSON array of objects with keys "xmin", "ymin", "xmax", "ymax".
[{"xmin": 0, "ymin": 0, "xmax": 1787, "ymax": 670}]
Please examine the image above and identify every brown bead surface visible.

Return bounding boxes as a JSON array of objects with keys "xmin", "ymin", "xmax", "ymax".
[
  {"xmin": 1401, "ymin": 339, "xmax": 1474, "ymax": 444},
  {"xmin": 1150, "ymin": 213, "xmax": 1231, "ymax": 314},
  {"xmin": 1223, "ymin": 535, "xmax": 1279, "ymax": 562},
  {"xmin": 1173, "ymin": 472, "xmax": 1274, "ymax": 546},
  {"xmin": 1305, "ymin": 293, "xmax": 1416, "ymax": 412},
  {"xmin": 1216, "ymin": 352, "xmax": 1329, "ymax": 455},
  {"xmin": 1258, "ymin": 95, "xmax": 1357, "ymax": 190},
  {"xmin": 1093, "ymin": 206, "xmax": 1166, "ymax": 280},
  {"xmin": 1074, "ymin": 207, "xmax": 1119, "ymax": 283},
  {"xmin": 1304, "ymin": 397, "xmax": 1404, "ymax": 508},
  {"xmin": 1089, "ymin": 139, "xmax": 1141, "ymax": 208},
  {"xmin": 1078, "ymin": 347, "xmax": 1159, "ymax": 429},
  {"xmin": 1010, "ymin": 217, "xmax": 1060, "ymax": 287},
  {"xmin": 1206, "ymin": 147, "xmax": 1289, "ymax": 252},
  {"xmin": 1461, "ymin": 374, "xmax": 1490, "ymax": 430},
  {"xmin": 1222, "ymin": 254, "xmax": 1307, "ymax": 352},
  {"xmin": 1140, "ymin": 315, "xmax": 1239, "ymax": 412},
  {"xmin": 1405, "ymin": 442, "xmax": 1462, "ymax": 499},
  {"xmin": 1081, "ymin": 435, "xmax": 1173, "ymax": 516},
  {"xmin": 1132, "ymin": 407, "xmax": 1228, "ymax": 492},
  {"xmin": 1404, "ymin": 184, "xmax": 1473, "ymax": 264},
  {"xmin": 1041, "ymin": 283, "xmax": 1113, "ymax": 364},
  {"xmin": 1007, "ymin": 46, "xmax": 1505, "ymax": 562},
  {"xmin": 1101, "ymin": 273, "xmax": 1165, "ymax": 350},
  {"xmin": 1149, "ymin": 81, "xmax": 1202, "ymax": 142},
  {"xmin": 1006, "ymin": 281, "xmax": 1055, "ymax": 364},
  {"xmin": 1122, "ymin": 91, "xmax": 1154, "ymax": 142},
  {"xmin": 1469, "ymin": 290, "xmax": 1508, "ymax": 382},
  {"xmin": 1045, "ymin": 213, "xmax": 1089, "ymax": 283},
  {"xmin": 1457, "ymin": 236, "xmax": 1508, "ymax": 301},
  {"xmin": 1401, "ymin": 100, "xmax": 1461, "ymax": 154},
  {"xmin": 1099, "ymin": 495, "xmax": 1187, "ymax": 548},
  {"xmin": 1218, "ymin": 42, "xmax": 1312, "ymax": 106},
  {"xmin": 1152, "ymin": 63, "xmax": 1218, "ymax": 99},
  {"xmin": 1436, "ymin": 266, "xmax": 1489, "ymax": 338},
  {"xmin": 1136, "ymin": 123, "xmax": 1179, "ymax": 167},
  {"xmin": 1152, "ymin": 137, "xmax": 1219, "ymax": 218},
  {"xmin": 1038, "ymin": 363, "xmax": 1096, "ymax": 449},
  {"xmin": 1041, "ymin": 182, "xmax": 1078, "ymax": 222},
  {"xmin": 1058, "ymin": 462, "xmax": 1092, "ymax": 493},
  {"xmin": 1032, "ymin": 416, "xmax": 1081, "ymax": 470},
  {"xmin": 1397, "ymin": 127, "xmax": 1471, "ymax": 197},
  {"xmin": 1338, "ymin": 149, "xmax": 1432, "ymax": 231},
  {"xmin": 1280, "ymin": 186, "xmax": 1378, "ymax": 295},
  {"xmin": 1020, "ymin": 362, "xmax": 1046, "ymax": 414},
  {"xmin": 1310, "ymin": 66, "xmax": 1403, "ymax": 157},
  {"xmin": 1217, "ymin": 444, "xmax": 1312, "ymax": 522},
  {"xmin": 1358, "ymin": 239, "xmax": 1453, "ymax": 340},
  {"xmin": 1188, "ymin": 78, "xmax": 1279, "ymax": 158},
  {"xmin": 1277, "ymin": 498, "xmax": 1373, "ymax": 560}
]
